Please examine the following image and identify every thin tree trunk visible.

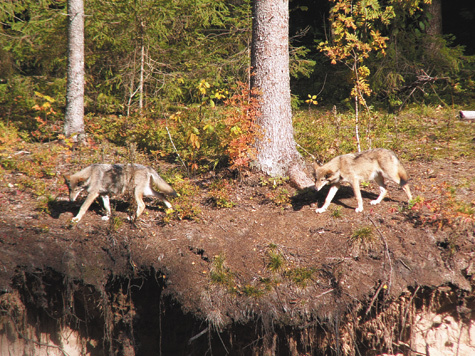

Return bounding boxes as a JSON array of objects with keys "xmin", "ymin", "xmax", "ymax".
[
  {"xmin": 251, "ymin": 0, "xmax": 313, "ymax": 188},
  {"xmin": 139, "ymin": 41, "xmax": 145, "ymax": 111},
  {"xmin": 64, "ymin": 0, "xmax": 85, "ymax": 141}
]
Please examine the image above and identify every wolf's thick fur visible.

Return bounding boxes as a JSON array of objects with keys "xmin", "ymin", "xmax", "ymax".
[
  {"xmin": 64, "ymin": 164, "xmax": 177, "ymax": 222},
  {"xmin": 313, "ymin": 148, "xmax": 412, "ymax": 213}
]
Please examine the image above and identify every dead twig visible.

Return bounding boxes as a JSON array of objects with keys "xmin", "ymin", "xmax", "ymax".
[
  {"xmin": 368, "ymin": 217, "xmax": 393, "ymax": 293},
  {"xmin": 166, "ymin": 125, "xmax": 189, "ymax": 176}
]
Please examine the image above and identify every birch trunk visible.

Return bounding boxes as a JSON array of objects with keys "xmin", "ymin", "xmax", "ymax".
[
  {"xmin": 64, "ymin": 0, "xmax": 85, "ymax": 141},
  {"xmin": 251, "ymin": 0, "xmax": 313, "ymax": 188}
]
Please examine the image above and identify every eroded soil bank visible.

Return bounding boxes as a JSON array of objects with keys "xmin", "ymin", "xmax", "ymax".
[{"xmin": 1, "ymin": 158, "xmax": 474, "ymax": 355}]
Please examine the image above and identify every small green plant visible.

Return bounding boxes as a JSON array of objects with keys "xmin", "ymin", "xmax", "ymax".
[
  {"xmin": 210, "ymin": 254, "xmax": 235, "ymax": 290},
  {"xmin": 108, "ymin": 216, "xmax": 124, "ymax": 232},
  {"xmin": 331, "ymin": 206, "xmax": 343, "ymax": 218},
  {"xmin": 241, "ymin": 284, "xmax": 265, "ymax": 298},
  {"xmin": 208, "ymin": 179, "xmax": 235, "ymax": 208},
  {"xmin": 284, "ymin": 267, "xmax": 315, "ymax": 288},
  {"xmin": 266, "ymin": 187, "xmax": 291, "ymax": 207},
  {"xmin": 407, "ymin": 195, "xmax": 424, "ymax": 210},
  {"xmin": 266, "ymin": 245, "xmax": 286, "ymax": 273},
  {"xmin": 361, "ymin": 181, "xmax": 370, "ymax": 188},
  {"xmin": 36, "ymin": 194, "xmax": 56, "ymax": 215},
  {"xmin": 350, "ymin": 226, "xmax": 374, "ymax": 243},
  {"xmin": 305, "ymin": 94, "xmax": 318, "ymax": 112},
  {"xmin": 162, "ymin": 178, "xmax": 201, "ymax": 223},
  {"xmin": 259, "ymin": 176, "xmax": 289, "ymax": 188}
]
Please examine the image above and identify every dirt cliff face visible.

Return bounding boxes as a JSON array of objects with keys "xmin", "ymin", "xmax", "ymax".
[{"xmin": 1, "ymin": 155, "xmax": 474, "ymax": 355}]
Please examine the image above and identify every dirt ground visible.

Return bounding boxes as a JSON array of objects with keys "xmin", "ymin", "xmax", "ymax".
[{"xmin": 0, "ymin": 151, "xmax": 474, "ymax": 353}]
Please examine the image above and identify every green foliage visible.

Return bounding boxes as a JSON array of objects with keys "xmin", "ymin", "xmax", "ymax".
[
  {"xmin": 350, "ymin": 226, "xmax": 374, "ymax": 243},
  {"xmin": 85, "ymin": 81, "xmax": 259, "ymax": 174},
  {"xmin": 266, "ymin": 245, "xmax": 286, "ymax": 273},
  {"xmin": 294, "ymin": 105, "xmax": 475, "ymax": 162},
  {"xmin": 208, "ymin": 179, "xmax": 235, "ymax": 209},
  {"xmin": 210, "ymin": 254, "xmax": 235, "ymax": 289},
  {"xmin": 319, "ymin": 0, "xmax": 396, "ymax": 150},
  {"xmin": 283, "ymin": 267, "xmax": 315, "ymax": 288},
  {"xmin": 1, "ymin": 0, "xmax": 252, "ymax": 119},
  {"xmin": 162, "ymin": 177, "xmax": 201, "ymax": 223},
  {"xmin": 331, "ymin": 207, "xmax": 343, "ymax": 218}
]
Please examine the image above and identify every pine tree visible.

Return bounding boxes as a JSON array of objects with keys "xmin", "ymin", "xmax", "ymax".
[{"xmin": 251, "ymin": 0, "xmax": 313, "ymax": 189}]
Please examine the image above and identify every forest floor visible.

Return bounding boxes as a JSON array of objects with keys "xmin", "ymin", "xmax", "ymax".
[
  {"xmin": 1, "ymin": 140, "xmax": 474, "ymax": 310},
  {"xmin": 0, "ymin": 135, "xmax": 475, "ymax": 353}
]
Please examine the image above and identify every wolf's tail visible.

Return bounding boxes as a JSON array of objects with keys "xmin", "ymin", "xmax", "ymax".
[
  {"xmin": 151, "ymin": 171, "xmax": 177, "ymax": 196},
  {"xmin": 398, "ymin": 163, "xmax": 409, "ymax": 186}
]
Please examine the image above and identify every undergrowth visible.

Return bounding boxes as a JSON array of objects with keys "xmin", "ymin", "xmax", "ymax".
[{"xmin": 0, "ymin": 103, "xmax": 474, "ymax": 225}]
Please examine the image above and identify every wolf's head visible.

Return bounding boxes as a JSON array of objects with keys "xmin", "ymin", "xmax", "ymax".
[
  {"xmin": 64, "ymin": 175, "xmax": 86, "ymax": 201},
  {"xmin": 313, "ymin": 163, "xmax": 338, "ymax": 191}
]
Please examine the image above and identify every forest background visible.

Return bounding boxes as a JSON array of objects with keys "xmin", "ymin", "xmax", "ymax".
[{"xmin": 0, "ymin": 0, "xmax": 474, "ymax": 173}]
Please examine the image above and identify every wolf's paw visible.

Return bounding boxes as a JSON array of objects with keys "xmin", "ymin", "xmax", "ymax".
[
  {"xmin": 370, "ymin": 200, "xmax": 380, "ymax": 205},
  {"xmin": 101, "ymin": 216, "xmax": 110, "ymax": 221},
  {"xmin": 315, "ymin": 207, "xmax": 327, "ymax": 213},
  {"xmin": 355, "ymin": 207, "xmax": 364, "ymax": 213},
  {"xmin": 71, "ymin": 217, "xmax": 80, "ymax": 223}
]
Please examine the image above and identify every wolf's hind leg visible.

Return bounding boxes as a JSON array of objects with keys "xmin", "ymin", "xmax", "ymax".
[
  {"xmin": 401, "ymin": 183, "xmax": 413, "ymax": 202},
  {"xmin": 371, "ymin": 174, "xmax": 387, "ymax": 206},
  {"xmin": 151, "ymin": 189, "xmax": 173, "ymax": 209},
  {"xmin": 134, "ymin": 190, "xmax": 146, "ymax": 220},
  {"xmin": 101, "ymin": 195, "xmax": 111, "ymax": 221}
]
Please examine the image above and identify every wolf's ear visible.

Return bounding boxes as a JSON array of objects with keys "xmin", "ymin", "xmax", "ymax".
[{"xmin": 313, "ymin": 162, "xmax": 322, "ymax": 171}]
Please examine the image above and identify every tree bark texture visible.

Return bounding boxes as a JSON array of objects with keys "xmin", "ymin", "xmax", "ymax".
[
  {"xmin": 425, "ymin": 0, "xmax": 442, "ymax": 37},
  {"xmin": 64, "ymin": 0, "xmax": 85, "ymax": 140},
  {"xmin": 251, "ymin": 0, "xmax": 313, "ymax": 188}
]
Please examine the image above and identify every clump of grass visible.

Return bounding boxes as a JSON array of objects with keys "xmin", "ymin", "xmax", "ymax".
[
  {"xmin": 108, "ymin": 216, "xmax": 123, "ymax": 232},
  {"xmin": 208, "ymin": 179, "xmax": 235, "ymax": 208},
  {"xmin": 266, "ymin": 245, "xmax": 286, "ymax": 273},
  {"xmin": 284, "ymin": 267, "xmax": 315, "ymax": 288},
  {"xmin": 162, "ymin": 177, "xmax": 201, "ymax": 223},
  {"xmin": 241, "ymin": 284, "xmax": 265, "ymax": 298},
  {"xmin": 36, "ymin": 194, "xmax": 56, "ymax": 215},
  {"xmin": 350, "ymin": 226, "xmax": 375, "ymax": 244},
  {"xmin": 331, "ymin": 207, "xmax": 342, "ymax": 218},
  {"xmin": 210, "ymin": 254, "xmax": 235, "ymax": 290}
]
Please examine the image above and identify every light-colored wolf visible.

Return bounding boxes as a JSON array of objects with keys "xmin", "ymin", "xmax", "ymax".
[
  {"xmin": 64, "ymin": 164, "xmax": 177, "ymax": 222},
  {"xmin": 313, "ymin": 148, "xmax": 413, "ymax": 213}
]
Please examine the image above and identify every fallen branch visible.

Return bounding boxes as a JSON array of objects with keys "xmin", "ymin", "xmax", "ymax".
[{"xmin": 459, "ymin": 111, "xmax": 475, "ymax": 120}]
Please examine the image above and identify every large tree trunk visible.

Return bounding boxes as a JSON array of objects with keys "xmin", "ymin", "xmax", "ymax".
[
  {"xmin": 64, "ymin": 0, "xmax": 85, "ymax": 141},
  {"xmin": 424, "ymin": 0, "xmax": 442, "ymax": 54},
  {"xmin": 425, "ymin": 0, "xmax": 442, "ymax": 37},
  {"xmin": 251, "ymin": 0, "xmax": 313, "ymax": 189}
]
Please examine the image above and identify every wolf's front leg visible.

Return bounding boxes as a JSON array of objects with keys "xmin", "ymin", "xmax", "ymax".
[
  {"xmin": 370, "ymin": 185, "xmax": 387, "ymax": 206},
  {"xmin": 72, "ymin": 192, "xmax": 99, "ymax": 222},
  {"xmin": 352, "ymin": 181, "xmax": 364, "ymax": 213},
  {"xmin": 316, "ymin": 185, "xmax": 339, "ymax": 213}
]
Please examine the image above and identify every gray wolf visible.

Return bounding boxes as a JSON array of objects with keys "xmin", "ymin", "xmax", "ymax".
[
  {"xmin": 313, "ymin": 148, "xmax": 412, "ymax": 213},
  {"xmin": 64, "ymin": 164, "xmax": 177, "ymax": 222}
]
